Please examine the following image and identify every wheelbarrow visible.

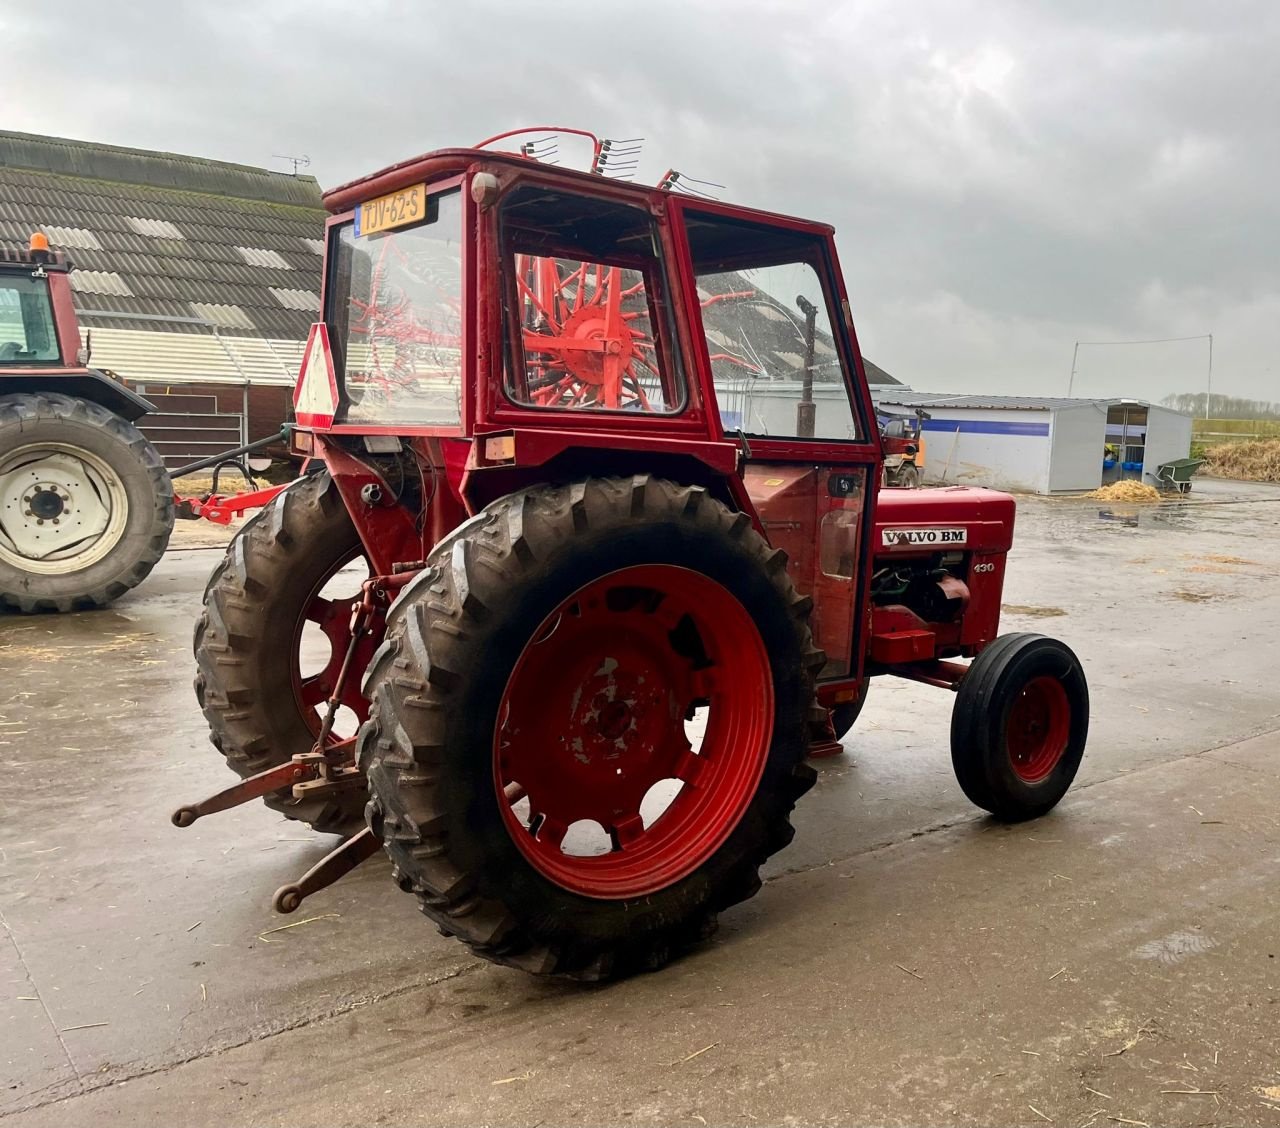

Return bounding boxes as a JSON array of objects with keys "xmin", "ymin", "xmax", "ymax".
[{"xmin": 1155, "ymin": 457, "xmax": 1205, "ymax": 494}]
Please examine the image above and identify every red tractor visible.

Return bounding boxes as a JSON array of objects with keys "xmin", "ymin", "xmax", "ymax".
[
  {"xmin": 0, "ymin": 233, "xmax": 294, "ymax": 611},
  {"xmin": 0, "ymin": 234, "xmax": 174, "ymax": 611},
  {"xmin": 879, "ymin": 407, "xmax": 929, "ymax": 488},
  {"xmin": 178, "ymin": 132, "xmax": 1089, "ymax": 980}
]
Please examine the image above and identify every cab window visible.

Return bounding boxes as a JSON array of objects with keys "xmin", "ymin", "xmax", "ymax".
[
  {"xmin": 499, "ymin": 186, "xmax": 685, "ymax": 414},
  {"xmin": 685, "ymin": 212, "xmax": 861, "ymax": 442},
  {"xmin": 0, "ymin": 274, "xmax": 60, "ymax": 365},
  {"xmin": 327, "ymin": 189, "xmax": 464, "ymax": 427}
]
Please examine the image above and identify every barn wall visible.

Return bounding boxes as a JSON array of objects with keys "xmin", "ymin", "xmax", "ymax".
[
  {"xmin": 1048, "ymin": 404, "xmax": 1107, "ymax": 492},
  {"xmin": 915, "ymin": 409, "xmax": 1053, "ymax": 493},
  {"xmin": 1142, "ymin": 406, "xmax": 1193, "ymax": 482}
]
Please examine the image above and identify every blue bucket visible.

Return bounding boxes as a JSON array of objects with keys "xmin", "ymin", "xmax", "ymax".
[{"xmin": 1103, "ymin": 458, "xmax": 1117, "ymax": 470}]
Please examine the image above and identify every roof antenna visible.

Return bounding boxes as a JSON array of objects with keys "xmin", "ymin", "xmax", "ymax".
[
  {"xmin": 657, "ymin": 170, "xmax": 725, "ymax": 199},
  {"xmin": 592, "ymin": 138, "xmax": 644, "ymax": 179},
  {"xmin": 273, "ymin": 153, "xmax": 312, "ymax": 176}
]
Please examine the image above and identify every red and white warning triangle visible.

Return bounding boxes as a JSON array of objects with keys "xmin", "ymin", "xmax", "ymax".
[{"xmin": 293, "ymin": 322, "xmax": 339, "ymax": 428}]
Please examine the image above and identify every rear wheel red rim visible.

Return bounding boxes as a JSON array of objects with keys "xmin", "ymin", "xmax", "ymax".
[
  {"xmin": 1006, "ymin": 675, "xmax": 1071, "ymax": 783},
  {"xmin": 493, "ymin": 564, "xmax": 774, "ymax": 899},
  {"xmin": 289, "ymin": 549, "xmax": 377, "ymax": 742}
]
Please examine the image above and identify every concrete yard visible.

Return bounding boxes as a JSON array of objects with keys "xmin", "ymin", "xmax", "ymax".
[{"xmin": 2, "ymin": 480, "xmax": 1279, "ymax": 1126}]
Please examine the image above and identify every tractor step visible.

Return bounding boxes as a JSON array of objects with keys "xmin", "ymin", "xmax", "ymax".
[
  {"xmin": 272, "ymin": 827, "xmax": 381, "ymax": 914},
  {"xmin": 807, "ymin": 738, "xmax": 844, "ymax": 759}
]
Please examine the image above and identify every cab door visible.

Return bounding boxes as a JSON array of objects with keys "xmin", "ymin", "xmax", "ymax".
[{"xmin": 672, "ymin": 202, "xmax": 882, "ymax": 680}]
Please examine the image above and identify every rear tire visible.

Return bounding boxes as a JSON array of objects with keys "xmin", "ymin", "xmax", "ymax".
[
  {"xmin": 360, "ymin": 475, "xmax": 821, "ymax": 980},
  {"xmin": 896, "ymin": 463, "xmax": 920, "ymax": 489},
  {"xmin": 0, "ymin": 393, "xmax": 173, "ymax": 612},
  {"xmin": 193, "ymin": 471, "xmax": 370, "ymax": 834},
  {"xmin": 950, "ymin": 633, "xmax": 1088, "ymax": 821}
]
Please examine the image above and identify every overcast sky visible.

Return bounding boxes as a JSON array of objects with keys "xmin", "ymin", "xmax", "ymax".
[{"xmin": 4, "ymin": 0, "xmax": 1278, "ymax": 401}]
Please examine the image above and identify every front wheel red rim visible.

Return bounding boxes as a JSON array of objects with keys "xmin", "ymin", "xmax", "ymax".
[
  {"xmin": 1006, "ymin": 675, "xmax": 1071, "ymax": 783},
  {"xmin": 493, "ymin": 564, "xmax": 774, "ymax": 899}
]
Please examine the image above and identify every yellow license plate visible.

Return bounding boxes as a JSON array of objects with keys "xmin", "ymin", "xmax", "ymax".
[{"xmin": 356, "ymin": 183, "xmax": 427, "ymax": 237}]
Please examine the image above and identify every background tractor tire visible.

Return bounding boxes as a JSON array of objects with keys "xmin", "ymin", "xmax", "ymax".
[
  {"xmin": 194, "ymin": 471, "xmax": 369, "ymax": 834},
  {"xmin": 360, "ymin": 475, "xmax": 822, "ymax": 980},
  {"xmin": 0, "ymin": 393, "xmax": 173, "ymax": 612},
  {"xmin": 896, "ymin": 463, "xmax": 921, "ymax": 489},
  {"xmin": 951, "ymin": 633, "xmax": 1089, "ymax": 821}
]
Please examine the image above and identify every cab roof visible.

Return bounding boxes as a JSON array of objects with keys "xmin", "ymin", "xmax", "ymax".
[
  {"xmin": 322, "ymin": 147, "xmax": 834, "ymax": 236},
  {"xmin": 0, "ymin": 245, "xmax": 71, "ymax": 270}
]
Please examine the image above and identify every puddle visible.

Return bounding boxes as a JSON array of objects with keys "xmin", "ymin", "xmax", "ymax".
[
  {"xmin": 1096, "ymin": 508, "xmax": 1139, "ymax": 527},
  {"xmin": 1134, "ymin": 929, "xmax": 1217, "ymax": 965}
]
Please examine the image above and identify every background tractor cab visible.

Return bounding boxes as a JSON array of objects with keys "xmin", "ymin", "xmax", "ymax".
[
  {"xmin": 183, "ymin": 132, "xmax": 1090, "ymax": 981},
  {"xmin": 879, "ymin": 407, "xmax": 929, "ymax": 488}
]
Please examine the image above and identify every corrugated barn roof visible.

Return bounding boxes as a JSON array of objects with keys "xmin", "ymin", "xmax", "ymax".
[
  {"xmin": 876, "ymin": 392, "xmax": 1135, "ymax": 411},
  {"xmin": 0, "ymin": 130, "xmax": 325, "ymax": 354}
]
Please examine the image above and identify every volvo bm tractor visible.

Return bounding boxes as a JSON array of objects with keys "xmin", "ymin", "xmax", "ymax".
[{"xmin": 176, "ymin": 130, "xmax": 1089, "ymax": 981}]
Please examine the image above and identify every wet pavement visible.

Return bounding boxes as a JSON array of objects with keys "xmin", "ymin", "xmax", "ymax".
[{"xmin": 2, "ymin": 479, "xmax": 1279, "ymax": 1125}]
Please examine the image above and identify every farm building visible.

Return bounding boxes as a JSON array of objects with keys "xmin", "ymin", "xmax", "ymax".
[
  {"xmin": 0, "ymin": 130, "xmax": 326, "ymax": 468},
  {"xmin": 873, "ymin": 392, "xmax": 1193, "ymax": 494}
]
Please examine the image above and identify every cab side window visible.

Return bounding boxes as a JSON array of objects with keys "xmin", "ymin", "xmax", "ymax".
[
  {"xmin": 500, "ymin": 186, "xmax": 685, "ymax": 414},
  {"xmin": 685, "ymin": 213, "xmax": 861, "ymax": 441}
]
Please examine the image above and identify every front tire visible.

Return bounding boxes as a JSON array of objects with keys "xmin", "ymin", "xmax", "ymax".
[
  {"xmin": 0, "ymin": 393, "xmax": 173, "ymax": 612},
  {"xmin": 950, "ymin": 633, "xmax": 1088, "ymax": 821},
  {"xmin": 360, "ymin": 476, "xmax": 821, "ymax": 979}
]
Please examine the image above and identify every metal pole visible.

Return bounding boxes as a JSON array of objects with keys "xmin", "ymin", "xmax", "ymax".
[
  {"xmin": 1068, "ymin": 341, "xmax": 1079, "ymax": 397},
  {"xmin": 795, "ymin": 296, "xmax": 818, "ymax": 438},
  {"xmin": 1206, "ymin": 333, "xmax": 1214, "ymax": 418}
]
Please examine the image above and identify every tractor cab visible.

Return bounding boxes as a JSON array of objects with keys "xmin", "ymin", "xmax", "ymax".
[
  {"xmin": 0, "ymin": 234, "xmax": 80, "ymax": 369},
  {"xmin": 0, "ymin": 233, "xmax": 152, "ymax": 419},
  {"xmin": 297, "ymin": 145, "xmax": 881, "ymax": 682}
]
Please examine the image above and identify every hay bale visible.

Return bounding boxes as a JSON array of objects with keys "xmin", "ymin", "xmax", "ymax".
[
  {"xmin": 1085, "ymin": 481, "xmax": 1162, "ymax": 502},
  {"xmin": 1203, "ymin": 439, "xmax": 1280, "ymax": 482},
  {"xmin": 172, "ymin": 472, "xmax": 267, "ymax": 495}
]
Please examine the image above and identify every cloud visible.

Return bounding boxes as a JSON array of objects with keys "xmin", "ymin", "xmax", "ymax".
[{"xmin": 3, "ymin": 0, "xmax": 1277, "ymax": 398}]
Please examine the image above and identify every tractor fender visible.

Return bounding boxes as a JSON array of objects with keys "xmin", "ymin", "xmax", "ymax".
[
  {"xmin": 460, "ymin": 444, "xmax": 742, "ymax": 515},
  {"xmin": 0, "ymin": 368, "xmax": 154, "ymax": 422}
]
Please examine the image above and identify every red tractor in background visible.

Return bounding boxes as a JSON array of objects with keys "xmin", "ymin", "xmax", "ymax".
[
  {"xmin": 177, "ymin": 131, "xmax": 1089, "ymax": 980},
  {"xmin": 0, "ymin": 234, "xmax": 175, "ymax": 611},
  {"xmin": 879, "ymin": 407, "xmax": 929, "ymax": 488},
  {"xmin": 0, "ymin": 234, "xmax": 289, "ymax": 611}
]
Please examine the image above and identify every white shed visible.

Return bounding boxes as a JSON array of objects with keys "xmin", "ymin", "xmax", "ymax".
[{"xmin": 872, "ymin": 393, "xmax": 1193, "ymax": 494}]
